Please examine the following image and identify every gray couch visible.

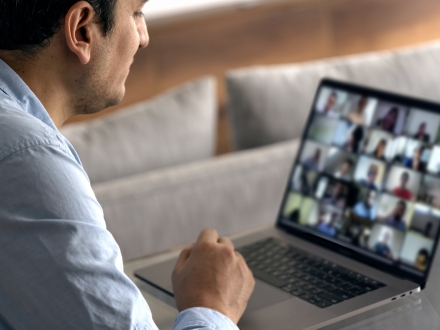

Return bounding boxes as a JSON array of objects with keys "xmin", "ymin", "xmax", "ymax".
[{"xmin": 60, "ymin": 40, "xmax": 440, "ymax": 261}]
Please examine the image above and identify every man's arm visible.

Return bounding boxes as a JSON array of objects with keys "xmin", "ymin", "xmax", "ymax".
[
  {"xmin": 0, "ymin": 144, "xmax": 158, "ymax": 329},
  {"xmin": 0, "ymin": 143, "xmax": 254, "ymax": 329}
]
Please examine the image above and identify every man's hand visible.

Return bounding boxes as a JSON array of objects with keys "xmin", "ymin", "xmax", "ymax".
[{"xmin": 172, "ymin": 229, "xmax": 255, "ymax": 324}]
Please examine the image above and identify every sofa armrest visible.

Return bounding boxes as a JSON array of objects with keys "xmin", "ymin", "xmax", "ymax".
[{"xmin": 93, "ymin": 140, "xmax": 299, "ymax": 261}]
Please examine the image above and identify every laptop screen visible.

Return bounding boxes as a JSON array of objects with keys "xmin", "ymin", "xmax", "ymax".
[{"xmin": 277, "ymin": 79, "xmax": 440, "ymax": 284}]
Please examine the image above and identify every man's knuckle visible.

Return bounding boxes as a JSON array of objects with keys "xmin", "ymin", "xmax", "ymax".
[
  {"xmin": 222, "ymin": 246, "xmax": 235, "ymax": 258},
  {"xmin": 198, "ymin": 240, "xmax": 214, "ymax": 250}
]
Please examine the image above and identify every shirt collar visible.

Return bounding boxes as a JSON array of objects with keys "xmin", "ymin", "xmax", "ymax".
[{"xmin": 0, "ymin": 58, "xmax": 58, "ymax": 131}]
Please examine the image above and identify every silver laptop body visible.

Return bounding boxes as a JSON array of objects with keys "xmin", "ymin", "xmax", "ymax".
[{"xmin": 136, "ymin": 79, "xmax": 440, "ymax": 329}]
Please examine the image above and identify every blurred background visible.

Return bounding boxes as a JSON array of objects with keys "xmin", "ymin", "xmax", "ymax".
[{"xmin": 64, "ymin": 0, "xmax": 440, "ymax": 155}]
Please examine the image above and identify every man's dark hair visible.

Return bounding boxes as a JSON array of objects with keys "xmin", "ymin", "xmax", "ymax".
[{"xmin": 0, "ymin": 0, "xmax": 118, "ymax": 53}]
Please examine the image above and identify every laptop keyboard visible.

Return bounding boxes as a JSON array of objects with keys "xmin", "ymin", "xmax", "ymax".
[{"xmin": 237, "ymin": 238, "xmax": 386, "ymax": 308}]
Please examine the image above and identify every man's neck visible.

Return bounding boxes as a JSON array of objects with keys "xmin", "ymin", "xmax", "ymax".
[{"xmin": 0, "ymin": 51, "xmax": 72, "ymax": 128}]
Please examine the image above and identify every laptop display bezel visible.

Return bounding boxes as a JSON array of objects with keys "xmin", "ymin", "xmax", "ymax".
[{"xmin": 276, "ymin": 78, "xmax": 440, "ymax": 288}]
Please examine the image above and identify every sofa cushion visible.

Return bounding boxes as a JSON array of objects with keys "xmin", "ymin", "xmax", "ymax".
[
  {"xmin": 60, "ymin": 76, "xmax": 217, "ymax": 185},
  {"xmin": 93, "ymin": 139, "xmax": 299, "ymax": 260},
  {"xmin": 226, "ymin": 41, "xmax": 440, "ymax": 150}
]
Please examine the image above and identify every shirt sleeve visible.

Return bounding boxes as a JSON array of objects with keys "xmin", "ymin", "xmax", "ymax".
[
  {"xmin": 174, "ymin": 308, "xmax": 239, "ymax": 330},
  {"xmin": 0, "ymin": 143, "xmax": 159, "ymax": 329},
  {"xmin": 0, "ymin": 143, "xmax": 240, "ymax": 330}
]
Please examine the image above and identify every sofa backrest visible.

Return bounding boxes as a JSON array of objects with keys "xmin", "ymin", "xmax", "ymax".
[
  {"xmin": 60, "ymin": 76, "xmax": 217, "ymax": 185},
  {"xmin": 226, "ymin": 41, "xmax": 440, "ymax": 150}
]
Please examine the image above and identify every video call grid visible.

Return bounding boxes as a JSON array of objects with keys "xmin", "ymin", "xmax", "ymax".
[{"xmin": 282, "ymin": 86, "xmax": 440, "ymax": 276}]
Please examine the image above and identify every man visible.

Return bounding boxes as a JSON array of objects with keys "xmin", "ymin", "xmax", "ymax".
[
  {"xmin": 393, "ymin": 171, "xmax": 413, "ymax": 200},
  {"xmin": 414, "ymin": 249, "xmax": 430, "ymax": 272},
  {"xmin": 317, "ymin": 212, "xmax": 339, "ymax": 237},
  {"xmin": 384, "ymin": 200, "xmax": 408, "ymax": 231},
  {"xmin": 347, "ymin": 96, "xmax": 368, "ymax": 126},
  {"xmin": 303, "ymin": 148, "xmax": 321, "ymax": 171},
  {"xmin": 334, "ymin": 159, "xmax": 353, "ymax": 181},
  {"xmin": 344, "ymin": 125, "xmax": 364, "ymax": 153},
  {"xmin": 323, "ymin": 182, "xmax": 346, "ymax": 208},
  {"xmin": 413, "ymin": 122, "xmax": 430, "ymax": 143},
  {"xmin": 360, "ymin": 164, "xmax": 379, "ymax": 190},
  {"xmin": 0, "ymin": 1, "xmax": 254, "ymax": 329},
  {"xmin": 423, "ymin": 221, "xmax": 433, "ymax": 238},
  {"xmin": 353, "ymin": 190, "xmax": 376, "ymax": 220},
  {"xmin": 374, "ymin": 232, "xmax": 393, "ymax": 259},
  {"xmin": 318, "ymin": 91, "xmax": 339, "ymax": 117},
  {"xmin": 403, "ymin": 146, "xmax": 426, "ymax": 172}
]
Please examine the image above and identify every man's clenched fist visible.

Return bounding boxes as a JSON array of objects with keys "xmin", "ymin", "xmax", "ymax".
[{"xmin": 172, "ymin": 229, "xmax": 255, "ymax": 324}]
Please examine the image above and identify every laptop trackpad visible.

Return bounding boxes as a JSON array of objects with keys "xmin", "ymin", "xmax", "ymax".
[
  {"xmin": 246, "ymin": 280, "xmax": 292, "ymax": 313},
  {"xmin": 135, "ymin": 258, "xmax": 291, "ymax": 314}
]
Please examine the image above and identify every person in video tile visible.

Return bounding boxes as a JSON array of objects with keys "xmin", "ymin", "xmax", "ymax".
[
  {"xmin": 347, "ymin": 96, "xmax": 368, "ymax": 126},
  {"xmin": 303, "ymin": 148, "xmax": 321, "ymax": 171},
  {"xmin": 374, "ymin": 232, "xmax": 393, "ymax": 259},
  {"xmin": 393, "ymin": 171, "xmax": 413, "ymax": 200},
  {"xmin": 322, "ymin": 92, "xmax": 338, "ymax": 117},
  {"xmin": 423, "ymin": 222, "xmax": 433, "ymax": 238},
  {"xmin": 373, "ymin": 139, "xmax": 387, "ymax": 161},
  {"xmin": 403, "ymin": 146, "xmax": 426, "ymax": 172},
  {"xmin": 317, "ymin": 212, "xmax": 339, "ymax": 237},
  {"xmin": 376, "ymin": 107, "xmax": 399, "ymax": 133},
  {"xmin": 334, "ymin": 159, "xmax": 353, "ymax": 181},
  {"xmin": 345, "ymin": 126, "xmax": 364, "ymax": 153},
  {"xmin": 298, "ymin": 171, "xmax": 313, "ymax": 195},
  {"xmin": 415, "ymin": 249, "xmax": 430, "ymax": 272},
  {"xmin": 323, "ymin": 182, "xmax": 346, "ymax": 208},
  {"xmin": 353, "ymin": 190, "xmax": 377, "ymax": 220},
  {"xmin": 360, "ymin": 164, "xmax": 379, "ymax": 190},
  {"xmin": 413, "ymin": 122, "xmax": 430, "ymax": 143},
  {"xmin": 383, "ymin": 200, "xmax": 407, "ymax": 231}
]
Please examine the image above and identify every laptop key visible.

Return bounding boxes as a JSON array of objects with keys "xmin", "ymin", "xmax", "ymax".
[
  {"xmin": 356, "ymin": 282, "xmax": 377, "ymax": 292},
  {"xmin": 282, "ymin": 285, "xmax": 295, "ymax": 293},
  {"xmin": 251, "ymin": 268, "xmax": 288, "ymax": 288},
  {"xmin": 299, "ymin": 283, "xmax": 314, "ymax": 291},
  {"xmin": 347, "ymin": 287, "xmax": 368, "ymax": 296},
  {"xmin": 290, "ymin": 289, "xmax": 304, "ymax": 296},
  {"xmin": 306, "ymin": 297, "xmax": 321, "ymax": 305},
  {"xmin": 315, "ymin": 300, "xmax": 333, "ymax": 308},
  {"xmin": 326, "ymin": 290, "xmax": 353, "ymax": 300},
  {"xmin": 309, "ymin": 287, "xmax": 323, "ymax": 295},
  {"xmin": 299, "ymin": 292, "xmax": 313, "ymax": 301},
  {"xmin": 317, "ymin": 292, "xmax": 344, "ymax": 304}
]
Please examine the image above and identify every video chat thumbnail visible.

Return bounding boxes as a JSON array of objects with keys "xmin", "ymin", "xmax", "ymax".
[
  {"xmin": 367, "ymin": 223, "xmax": 405, "ymax": 260},
  {"xmin": 323, "ymin": 147, "xmax": 357, "ymax": 181}
]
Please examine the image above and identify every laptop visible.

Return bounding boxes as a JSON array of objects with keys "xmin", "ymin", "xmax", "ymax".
[{"xmin": 135, "ymin": 78, "xmax": 440, "ymax": 329}]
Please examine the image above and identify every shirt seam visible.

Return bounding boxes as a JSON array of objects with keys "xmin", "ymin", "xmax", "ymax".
[
  {"xmin": 178, "ymin": 321, "xmax": 216, "ymax": 329},
  {"xmin": 0, "ymin": 142, "xmax": 68, "ymax": 165},
  {"xmin": 0, "ymin": 85, "xmax": 26, "ymax": 113}
]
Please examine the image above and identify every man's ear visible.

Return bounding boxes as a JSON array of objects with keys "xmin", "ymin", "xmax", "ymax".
[{"xmin": 64, "ymin": 1, "xmax": 99, "ymax": 65}]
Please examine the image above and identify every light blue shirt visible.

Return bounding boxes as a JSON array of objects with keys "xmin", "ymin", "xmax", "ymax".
[
  {"xmin": 316, "ymin": 223, "xmax": 337, "ymax": 237},
  {"xmin": 0, "ymin": 59, "xmax": 238, "ymax": 330},
  {"xmin": 353, "ymin": 202, "xmax": 374, "ymax": 220}
]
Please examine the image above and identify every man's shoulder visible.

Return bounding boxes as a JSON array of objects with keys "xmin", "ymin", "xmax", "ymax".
[{"xmin": 0, "ymin": 97, "xmax": 65, "ymax": 162}]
